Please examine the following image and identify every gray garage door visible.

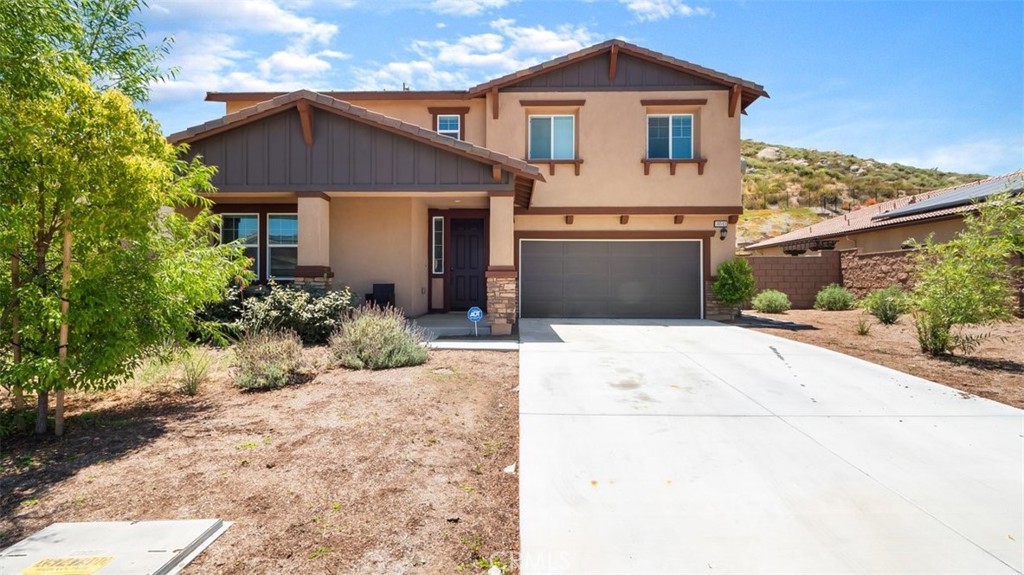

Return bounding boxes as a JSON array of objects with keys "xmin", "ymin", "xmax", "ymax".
[{"xmin": 520, "ymin": 240, "xmax": 702, "ymax": 318}]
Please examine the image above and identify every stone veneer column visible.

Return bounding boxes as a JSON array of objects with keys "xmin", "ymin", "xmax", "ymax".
[{"xmin": 486, "ymin": 274, "xmax": 517, "ymax": 335}]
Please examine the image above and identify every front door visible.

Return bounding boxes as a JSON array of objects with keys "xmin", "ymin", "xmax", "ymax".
[{"xmin": 449, "ymin": 218, "xmax": 486, "ymax": 311}]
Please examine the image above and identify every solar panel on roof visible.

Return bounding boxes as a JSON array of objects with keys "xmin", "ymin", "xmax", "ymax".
[{"xmin": 873, "ymin": 173, "xmax": 1023, "ymax": 221}]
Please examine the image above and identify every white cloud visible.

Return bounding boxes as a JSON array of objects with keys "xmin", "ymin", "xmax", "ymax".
[
  {"xmin": 429, "ymin": 0, "xmax": 510, "ymax": 16},
  {"xmin": 153, "ymin": 0, "xmax": 337, "ymax": 44},
  {"xmin": 353, "ymin": 19, "xmax": 596, "ymax": 90},
  {"xmin": 890, "ymin": 139, "xmax": 1022, "ymax": 175},
  {"xmin": 619, "ymin": 0, "xmax": 711, "ymax": 22}
]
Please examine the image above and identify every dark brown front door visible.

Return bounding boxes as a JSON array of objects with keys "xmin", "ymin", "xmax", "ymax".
[{"xmin": 450, "ymin": 218, "xmax": 485, "ymax": 311}]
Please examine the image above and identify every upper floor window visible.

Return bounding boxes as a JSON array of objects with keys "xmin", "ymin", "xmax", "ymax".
[
  {"xmin": 436, "ymin": 114, "xmax": 461, "ymax": 139},
  {"xmin": 647, "ymin": 114, "xmax": 693, "ymax": 160},
  {"xmin": 220, "ymin": 214, "xmax": 259, "ymax": 277},
  {"xmin": 528, "ymin": 115, "xmax": 574, "ymax": 160},
  {"xmin": 267, "ymin": 214, "xmax": 298, "ymax": 279}
]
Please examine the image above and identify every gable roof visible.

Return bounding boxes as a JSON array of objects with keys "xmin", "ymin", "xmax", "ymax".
[
  {"xmin": 746, "ymin": 171, "xmax": 1024, "ymax": 250},
  {"xmin": 168, "ymin": 89, "xmax": 544, "ymax": 183},
  {"xmin": 468, "ymin": 39, "xmax": 768, "ymax": 110}
]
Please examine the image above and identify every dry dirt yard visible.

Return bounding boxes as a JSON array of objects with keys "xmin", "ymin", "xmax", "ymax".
[
  {"xmin": 742, "ymin": 309, "xmax": 1024, "ymax": 409},
  {"xmin": 0, "ymin": 349, "xmax": 519, "ymax": 574}
]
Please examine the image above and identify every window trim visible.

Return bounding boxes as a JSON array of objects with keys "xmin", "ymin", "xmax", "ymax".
[
  {"xmin": 436, "ymin": 114, "xmax": 461, "ymax": 139},
  {"xmin": 646, "ymin": 113, "xmax": 694, "ymax": 161},
  {"xmin": 220, "ymin": 213, "xmax": 260, "ymax": 279},
  {"xmin": 266, "ymin": 212, "xmax": 298, "ymax": 281},
  {"xmin": 431, "ymin": 216, "xmax": 445, "ymax": 275},
  {"xmin": 428, "ymin": 106, "xmax": 468, "ymax": 140},
  {"xmin": 527, "ymin": 114, "xmax": 576, "ymax": 161}
]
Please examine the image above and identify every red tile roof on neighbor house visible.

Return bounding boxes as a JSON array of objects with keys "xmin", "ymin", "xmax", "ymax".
[
  {"xmin": 167, "ymin": 89, "xmax": 545, "ymax": 183},
  {"xmin": 747, "ymin": 170, "xmax": 1024, "ymax": 250}
]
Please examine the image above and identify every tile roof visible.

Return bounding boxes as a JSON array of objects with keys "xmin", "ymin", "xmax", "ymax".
[
  {"xmin": 747, "ymin": 171, "xmax": 1024, "ymax": 250},
  {"xmin": 467, "ymin": 39, "xmax": 768, "ymax": 107},
  {"xmin": 167, "ymin": 89, "xmax": 544, "ymax": 182}
]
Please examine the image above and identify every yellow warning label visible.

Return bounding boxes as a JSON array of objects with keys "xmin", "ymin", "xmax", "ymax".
[{"xmin": 21, "ymin": 556, "xmax": 114, "ymax": 575}]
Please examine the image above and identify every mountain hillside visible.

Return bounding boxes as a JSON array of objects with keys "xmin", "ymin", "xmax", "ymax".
[{"xmin": 738, "ymin": 140, "xmax": 987, "ymax": 247}]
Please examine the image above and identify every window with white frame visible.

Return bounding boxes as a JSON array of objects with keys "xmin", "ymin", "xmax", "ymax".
[
  {"xmin": 220, "ymin": 214, "xmax": 259, "ymax": 277},
  {"xmin": 647, "ymin": 114, "xmax": 693, "ymax": 160},
  {"xmin": 267, "ymin": 214, "xmax": 298, "ymax": 279},
  {"xmin": 436, "ymin": 114, "xmax": 460, "ymax": 139},
  {"xmin": 528, "ymin": 115, "xmax": 574, "ymax": 160},
  {"xmin": 431, "ymin": 216, "xmax": 444, "ymax": 274}
]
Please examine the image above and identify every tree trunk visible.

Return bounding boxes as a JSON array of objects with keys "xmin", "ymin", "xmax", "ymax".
[
  {"xmin": 35, "ymin": 390, "xmax": 48, "ymax": 434},
  {"xmin": 55, "ymin": 212, "xmax": 71, "ymax": 437},
  {"xmin": 11, "ymin": 254, "xmax": 25, "ymax": 410}
]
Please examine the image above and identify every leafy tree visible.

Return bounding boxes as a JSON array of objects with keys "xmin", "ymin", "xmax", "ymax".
[
  {"xmin": 0, "ymin": 0, "xmax": 250, "ymax": 434},
  {"xmin": 911, "ymin": 192, "xmax": 1024, "ymax": 355}
]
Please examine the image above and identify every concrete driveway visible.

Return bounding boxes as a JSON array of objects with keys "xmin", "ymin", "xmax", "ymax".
[{"xmin": 518, "ymin": 319, "xmax": 1024, "ymax": 575}]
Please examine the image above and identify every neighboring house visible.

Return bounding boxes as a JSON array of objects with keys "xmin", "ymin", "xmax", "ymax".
[
  {"xmin": 743, "ymin": 171, "xmax": 1024, "ymax": 308},
  {"xmin": 168, "ymin": 39, "xmax": 768, "ymax": 333},
  {"xmin": 746, "ymin": 171, "xmax": 1024, "ymax": 256}
]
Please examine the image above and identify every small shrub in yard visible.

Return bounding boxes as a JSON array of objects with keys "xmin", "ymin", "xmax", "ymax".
[
  {"xmin": 752, "ymin": 289, "xmax": 791, "ymax": 313},
  {"xmin": 239, "ymin": 281, "xmax": 354, "ymax": 345},
  {"xmin": 862, "ymin": 286, "xmax": 909, "ymax": 325},
  {"xmin": 330, "ymin": 304, "xmax": 428, "ymax": 370},
  {"xmin": 855, "ymin": 314, "xmax": 872, "ymax": 336},
  {"xmin": 177, "ymin": 348, "xmax": 211, "ymax": 396},
  {"xmin": 814, "ymin": 284, "xmax": 856, "ymax": 311},
  {"xmin": 711, "ymin": 258, "xmax": 757, "ymax": 310},
  {"xmin": 0, "ymin": 407, "xmax": 36, "ymax": 440},
  {"xmin": 234, "ymin": 330, "xmax": 303, "ymax": 390}
]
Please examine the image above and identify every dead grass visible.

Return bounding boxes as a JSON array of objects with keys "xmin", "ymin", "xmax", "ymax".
[
  {"xmin": 0, "ymin": 348, "xmax": 520, "ymax": 574},
  {"xmin": 742, "ymin": 309, "xmax": 1024, "ymax": 409}
]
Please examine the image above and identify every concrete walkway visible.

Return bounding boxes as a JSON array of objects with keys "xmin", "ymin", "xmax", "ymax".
[{"xmin": 519, "ymin": 319, "xmax": 1024, "ymax": 575}]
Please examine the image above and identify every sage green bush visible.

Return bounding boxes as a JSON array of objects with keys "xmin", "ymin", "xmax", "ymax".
[
  {"xmin": 752, "ymin": 289, "xmax": 792, "ymax": 314},
  {"xmin": 238, "ymin": 281, "xmax": 354, "ymax": 345},
  {"xmin": 813, "ymin": 284, "xmax": 856, "ymax": 311},
  {"xmin": 234, "ymin": 330, "xmax": 303, "ymax": 390},
  {"xmin": 330, "ymin": 305, "xmax": 428, "ymax": 370},
  {"xmin": 862, "ymin": 286, "xmax": 909, "ymax": 325}
]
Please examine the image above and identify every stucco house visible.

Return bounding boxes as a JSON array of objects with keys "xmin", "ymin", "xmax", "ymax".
[
  {"xmin": 746, "ymin": 171, "xmax": 1024, "ymax": 256},
  {"xmin": 168, "ymin": 39, "xmax": 768, "ymax": 333}
]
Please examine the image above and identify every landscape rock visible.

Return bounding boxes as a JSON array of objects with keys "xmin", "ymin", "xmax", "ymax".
[
  {"xmin": 503, "ymin": 463, "xmax": 516, "ymax": 474},
  {"xmin": 756, "ymin": 146, "xmax": 784, "ymax": 160}
]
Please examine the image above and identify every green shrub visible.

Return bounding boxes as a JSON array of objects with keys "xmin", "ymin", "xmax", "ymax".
[
  {"xmin": 178, "ymin": 347, "xmax": 211, "ymax": 396},
  {"xmin": 862, "ymin": 286, "xmax": 909, "ymax": 325},
  {"xmin": 239, "ymin": 281, "xmax": 354, "ymax": 345},
  {"xmin": 752, "ymin": 289, "xmax": 791, "ymax": 313},
  {"xmin": 330, "ymin": 305, "xmax": 428, "ymax": 370},
  {"xmin": 712, "ymin": 258, "xmax": 757, "ymax": 308},
  {"xmin": 0, "ymin": 407, "xmax": 35, "ymax": 441},
  {"xmin": 234, "ymin": 330, "xmax": 303, "ymax": 390},
  {"xmin": 813, "ymin": 284, "xmax": 855, "ymax": 311},
  {"xmin": 855, "ymin": 314, "xmax": 872, "ymax": 336}
]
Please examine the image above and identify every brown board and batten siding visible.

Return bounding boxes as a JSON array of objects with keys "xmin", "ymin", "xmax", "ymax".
[
  {"xmin": 503, "ymin": 53, "xmax": 725, "ymax": 92},
  {"xmin": 185, "ymin": 110, "xmax": 514, "ymax": 193}
]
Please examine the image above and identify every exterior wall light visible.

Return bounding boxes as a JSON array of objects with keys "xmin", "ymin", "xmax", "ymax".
[{"xmin": 714, "ymin": 219, "xmax": 728, "ymax": 241}]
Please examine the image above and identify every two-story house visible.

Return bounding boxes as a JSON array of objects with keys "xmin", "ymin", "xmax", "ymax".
[{"xmin": 168, "ymin": 39, "xmax": 767, "ymax": 334}]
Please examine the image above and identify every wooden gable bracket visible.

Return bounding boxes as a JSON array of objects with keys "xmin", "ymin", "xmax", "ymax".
[
  {"xmin": 728, "ymin": 214, "xmax": 739, "ymax": 224},
  {"xmin": 491, "ymin": 88, "xmax": 499, "ymax": 120},
  {"xmin": 296, "ymin": 101, "xmax": 314, "ymax": 146},
  {"xmin": 608, "ymin": 44, "xmax": 619, "ymax": 82},
  {"xmin": 492, "ymin": 164, "xmax": 503, "ymax": 183},
  {"xmin": 619, "ymin": 215, "xmax": 629, "ymax": 225},
  {"xmin": 674, "ymin": 215, "xmax": 685, "ymax": 224},
  {"xmin": 565, "ymin": 215, "xmax": 574, "ymax": 225},
  {"xmin": 728, "ymin": 84, "xmax": 742, "ymax": 119}
]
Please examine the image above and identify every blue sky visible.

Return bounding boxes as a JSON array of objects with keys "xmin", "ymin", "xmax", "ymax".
[{"xmin": 142, "ymin": 0, "xmax": 1023, "ymax": 176}]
